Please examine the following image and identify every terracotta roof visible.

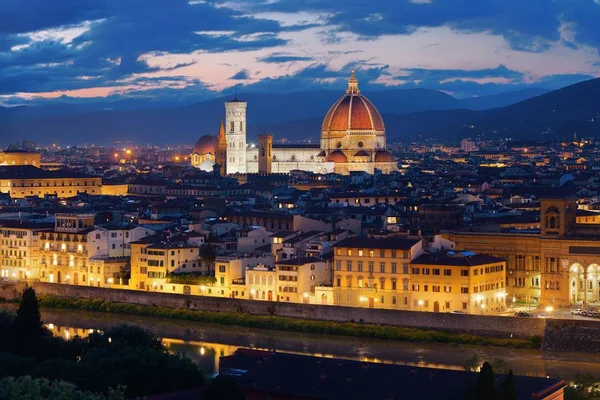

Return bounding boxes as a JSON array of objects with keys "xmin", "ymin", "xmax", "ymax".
[
  {"xmin": 325, "ymin": 150, "xmax": 347, "ymax": 163},
  {"xmin": 193, "ymin": 135, "xmax": 218, "ymax": 155}
]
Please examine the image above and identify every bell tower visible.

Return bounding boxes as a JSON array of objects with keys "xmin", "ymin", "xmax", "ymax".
[
  {"xmin": 540, "ymin": 197, "xmax": 577, "ymax": 237},
  {"xmin": 225, "ymin": 98, "xmax": 247, "ymax": 174},
  {"xmin": 258, "ymin": 134, "xmax": 272, "ymax": 174},
  {"xmin": 216, "ymin": 119, "xmax": 227, "ymax": 176}
]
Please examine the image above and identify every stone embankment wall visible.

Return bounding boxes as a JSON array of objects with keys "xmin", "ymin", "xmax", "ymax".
[
  {"xmin": 543, "ymin": 319, "xmax": 600, "ymax": 352},
  {"xmin": 30, "ymin": 282, "xmax": 545, "ymax": 339}
]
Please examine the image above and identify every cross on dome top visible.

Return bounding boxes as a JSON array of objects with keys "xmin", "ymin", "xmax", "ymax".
[{"xmin": 346, "ymin": 68, "xmax": 360, "ymax": 95}]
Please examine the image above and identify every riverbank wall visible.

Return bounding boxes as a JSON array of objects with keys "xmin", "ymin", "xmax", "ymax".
[
  {"xmin": 28, "ymin": 282, "xmax": 545, "ymax": 339},
  {"xmin": 543, "ymin": 319, "xmax": 600, "ymax": 352}
]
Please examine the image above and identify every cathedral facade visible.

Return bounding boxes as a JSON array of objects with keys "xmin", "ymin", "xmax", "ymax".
[{"xmin": 191, "ymin": 70, "xmax": 397, "ymax": 175}]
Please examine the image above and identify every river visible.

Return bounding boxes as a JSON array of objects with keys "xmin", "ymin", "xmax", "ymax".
[{"xmin": 28, "ymin": 308, "xmax": 600, "ymax": 380}]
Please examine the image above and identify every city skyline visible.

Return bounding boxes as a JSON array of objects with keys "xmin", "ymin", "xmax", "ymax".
[{"xmin": 2, "ymin": 0, "xmax": 600, "ymax": 106}]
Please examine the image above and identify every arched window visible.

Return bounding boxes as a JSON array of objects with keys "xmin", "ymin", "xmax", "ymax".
[{"xmin": 549, "ymin": 216, "xmax": 556, "ymax": 228}]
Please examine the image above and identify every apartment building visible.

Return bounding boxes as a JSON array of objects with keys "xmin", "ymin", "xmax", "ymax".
[
  {"xmin": 409, "ymin": 252, "xmax": 507, "ymax": 314},
  {"xmin": 0, "ymin": 220, "xmax": 52, "ymax": 280},
  {"xmin": 275, "ymin": 257, "xmax": 328, "ymax": 303},
  {"xmin": 87, "ymin": 225, "xmax": 155, "ymax": 258},
  {"xmin": 332, "ymin": 236, "xmax": 423, "ymax": 309},
  {"xmin": 214, "ymin": 252, "xmax": 274, "ymax": 298},
  {"xmin": 39, "ymin": 213, "xmax": 95, "ymax": 285}
]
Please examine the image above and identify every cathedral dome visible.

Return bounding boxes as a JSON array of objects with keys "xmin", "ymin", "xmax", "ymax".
[
  {"xmin": 193, "ymin": 135, "xmax": 218, "ymax": 155},
  {"xmin": 375, "ymin": 150, "xmax": 395, "ymax": 162},
  {"xmin": 325, "ymin": 150, "xmax": 348, "ymax": 163},
  {"xmin": 321, "ymin": 69, "xmax": 385, "ymax": 134}
]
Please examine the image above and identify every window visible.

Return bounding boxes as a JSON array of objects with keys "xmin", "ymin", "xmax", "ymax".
[
  {"xmin": 545, "ymin": 257, "xmax": 558, "ymax": 273},
  {"xmin": 358, "ymin": 277, "xmax": 363, "ymax": 288},
  {"xmin": 380, "ymin": 250, "xmax": 385, "ymax": 258},
  {"xmin": 433, "ymin": 269, "xmax": 440, "ymax": 276},
  {"xmin": 392, "ymin": 280, "xmax": 397, "ymax": 290},
  {"xmin": 391, "ymin": 250, "xmax": 397, "ymax": 258},
  {"xmin": 515, "ymin": 255, "xmax": 526, "ymax": 271},
  {"xmin": 462, "ymin": 302, "xmax": 468, "ymax": 310},
  {"xmin": 391, "ymin": 263, "xmax": 397, "ymax": 273},
  {"xmin": 379, "ymin": 262, "xmax": 385, "ymax": 273},
  {"xmin": 403, "ymin": 279, "xmax": 409, "ymax": 291},
  {"xmin": 357, "ymin": 262, "xmax": 363, "ymax": 272},
  {"xmin": 412, "ymin": 268, "xmax": 419, "ymax": 275},
  {"xmin": 346, "ymin": 261, "xmax": 352, "ymax": 271},
  {"xmin": 444, "ymin": 269, "xmax": 451, "ymax": 276},
  {"xmin": 347, "ymin": 249, "xmax": 353, "ymax": 256},
  {"xmin": 336, "ymin": 261, "xmax": 341, "ymax": 271},
  {"xmin": 445, "ymin": 301, "xmax": 450, "ymax": 309},
  {"xmin": 368, "ymin": 262, "xmax": 374, "ymax": 273},
  {"xmin": 358, "ymin": 250, "xmax": 364, "ymax": 257},
  {"xmin": 532, "ymin": 256, "xmax": 540, "ymax": 271},
  {"xmin": 422, "ymin": 268, "xmax": 430, "ymax": 275},
  {"xmin": 412, "ymin": 284, "xmax": 419, "ymax": 291},
  {"xmin": 369, "ymin": 250, "xmax": 374, "ymax": 257},
  {"xmin": 444, "ymin": 285, "xmax": 451, "ymax": 293},
  {"xmin": 432, "ymin": 285, "xmax": 440, "ymax": 292},
  {"xmin": 461, "ymin": 269, "xmax": 469, "ymax": 277},
  {"xmin": 423, "ymin": 284, "xmax": 428, "ymax": 292},
  {"xmin": 219, "ymin": 265, "xmax": 226, "ymax": 273}
]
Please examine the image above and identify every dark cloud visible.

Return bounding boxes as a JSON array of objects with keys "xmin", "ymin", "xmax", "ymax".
[
  {"xmin": 230, "ymin": 69, "xmax": 250, "ymax": 80},
  {"xmin": 0, "ymin": 0, "xmax": 598, "ymax": 100},
  {"xmin": 258, "ymin": 54, "xmax": 314, "ymax": 63}
]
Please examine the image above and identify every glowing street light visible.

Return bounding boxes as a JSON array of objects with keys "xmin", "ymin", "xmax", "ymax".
[{"xmin": 418, "ymin": 299, "xmax": 424, "ymax": 311}]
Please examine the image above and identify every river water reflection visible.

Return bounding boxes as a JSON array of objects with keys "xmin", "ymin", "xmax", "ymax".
[{"xmin": 39, "ymin": 308, "xmax": 600, "ymax": 379}]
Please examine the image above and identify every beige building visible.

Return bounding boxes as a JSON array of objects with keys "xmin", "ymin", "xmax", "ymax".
[
  {"xmin": 332, "ymin": 237, "xmax": 423, "ymax": 309},
  {"xmin": 214, "ymin": 253, "xmax": 274, "ymax": 298},
  {"xmin": 0, "ymin": 166, "xmax": 102, "ymax": 198},
  {"xmin": 0, "ymin": 221, "xmax": 51, "ymax": 280},
  {"xmin": 39, "ymin": 213, "xmax": 94, "ymax": 285},
  {"xmin": 275, "ymin": 257, "xmax": 328, "ymax": 303},
  {"xmin": 410, "ymin": 252, "xmax": 507, "ymax": 314},
  {"xmin": 0, "ymin": 150, "xmax": 41, "ymax": 166}
]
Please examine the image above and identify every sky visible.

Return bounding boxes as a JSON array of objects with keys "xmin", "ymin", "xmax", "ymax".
[{"xmin": 1, "ymin": 0, "xmax": 600, "ymax": 106}]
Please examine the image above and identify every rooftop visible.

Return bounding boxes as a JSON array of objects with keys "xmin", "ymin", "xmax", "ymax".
[
  {"xmin": 334, "ymin": 236, "xmax": 420, "ymax": 251},
  {"xmin": 412, "ymin": 251, "xmax": 506, "ymax": 267}
]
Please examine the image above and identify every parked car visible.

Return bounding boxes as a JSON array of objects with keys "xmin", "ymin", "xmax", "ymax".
[
  {"xmin": 514, "ymin": 311, "xmax": 532, "ymax": 317},
  {"xmin": 537, "ymin": 313, "xmax": 548, "ymax": 319},
  {"xmin": 450, "ymin": 310, "xmax": 466, "ymax": 314},
  {"xmin": 571, "ymin": 308, "xmax": 583, "ymax": 315}
]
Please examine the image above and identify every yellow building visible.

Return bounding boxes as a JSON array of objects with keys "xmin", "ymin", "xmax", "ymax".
[
  {"xmin": 0, "ymin": 166, "xmax": 102, "ymax": 198},
  {"xmin": 214, "ymin": 254, "xmax": 273, "ymax": 299},
  {"xmin": 446, "ymin": 197, "xmax": 600, "ymax": 308},
  {"xmin": 0, "ymin": 221, "xmax": 51, "ymax": 280},
  {"xmin": 410, "ymin": 252, "xmax": 507, "ymax": 313},
  {"xmin": 129, "ymin": 239, "xmax": 211, "ymax": 293},
  {"xmin": 0, "ymin": 150, "xmax": 41, "ymax": 166},
  {"xmin": 332, "ymin": 237, "xmax": 423, "ymax": 309},
  {"xmin": 39, "ymin": 214, "xmax": 94, "ymax": 285}
]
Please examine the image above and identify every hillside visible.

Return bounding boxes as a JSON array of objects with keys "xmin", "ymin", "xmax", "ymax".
[{"xmin": 0, "ymin": 81, "xmax": 595, "ymax": 145}]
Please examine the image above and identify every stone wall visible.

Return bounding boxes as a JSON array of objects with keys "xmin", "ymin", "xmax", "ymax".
[
  {"xmin": 30, "ymin": 282, "xmax": 545, "ymax": 339},
  {"xmin": 542, "ymin": 319, "xmax": 600, "ymax": 352}
]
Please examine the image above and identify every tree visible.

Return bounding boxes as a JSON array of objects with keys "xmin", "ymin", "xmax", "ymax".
[
  {"xmin": 491, "ymin": 358, "xmax": 510, "ymax": 374},
  {"xmin": 463, "ymin": 353, "xmax": 481, "ymax": 372},
  {"xmin": 199, "ymin": 244, "xmax": 217, "ymax": 264},
  {"xmin": 564, "ymin": 374, "xmax": 600, "ymax": 400},
  {"xmin": 474, "ymin": 362, "xmax": 496, "ymax": 400},
  {"xmin": 0, "ymin": 376, "xmax": 125, "ymax": 400},
  {"xmin": 499, "ymin": 370, "xmax": 517, "ymax": 400},
  {"xmin": 10, "ymin": 286, "xmax": 49, "ymax": 354}
]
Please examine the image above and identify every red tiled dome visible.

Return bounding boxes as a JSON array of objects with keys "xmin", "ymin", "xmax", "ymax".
[
  {"xmin": 321, "ymin": 70, "xmax": 384, "ymax": 134},
  {"xmin": 321, "ymin": 95, "xmax": 385, "ymax": 133},
  {"xmin": 375, "ymin": 150, "xmax": 395, "ymax": 162},
  {"xmin": 325, "ymin": 150, "xmax": 348, "ymax": 163},
  {"xmin": 193, "ymin": 135, "xmax": 218, "ymax": 155}
]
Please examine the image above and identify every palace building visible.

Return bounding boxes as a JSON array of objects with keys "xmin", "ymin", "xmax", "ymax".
[
  {"xmin": 446, "ymin": 196, "xmax": 600, "ymax": 309},
  {"xmin": 191, "ymin": 69, "xmax": 398, "ymax": 175}
]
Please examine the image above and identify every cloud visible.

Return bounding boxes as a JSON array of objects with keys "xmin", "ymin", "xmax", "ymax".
[
  {"xmin": 230, "ymin": 69, "xmax": 250, "ymax": 80},
  {"xmin": 258, "ymin": 53, "xmax": 314, "ymax": 63},
  {"xmin": 0, "ymin": 0, "xmax": 599, "ymax": 101}
]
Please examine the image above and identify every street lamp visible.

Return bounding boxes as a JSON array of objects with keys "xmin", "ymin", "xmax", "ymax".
[
  {"xmin": 418, "ymin": 299, "xmax": 424, "ymax": 312},
  {"xmin": 545, "ymin": 306, "xmax": 554, "ymax": 318}
]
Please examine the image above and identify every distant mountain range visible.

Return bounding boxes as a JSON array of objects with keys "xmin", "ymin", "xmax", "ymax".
[{"xmin": 1, "ymin": 81, "xmax": 598, "ymax": 146}]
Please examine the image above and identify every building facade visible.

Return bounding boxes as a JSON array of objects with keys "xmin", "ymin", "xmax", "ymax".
[{"xmin": 447, "ymin": 197, "xmax": 600, "ymax": 308}]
